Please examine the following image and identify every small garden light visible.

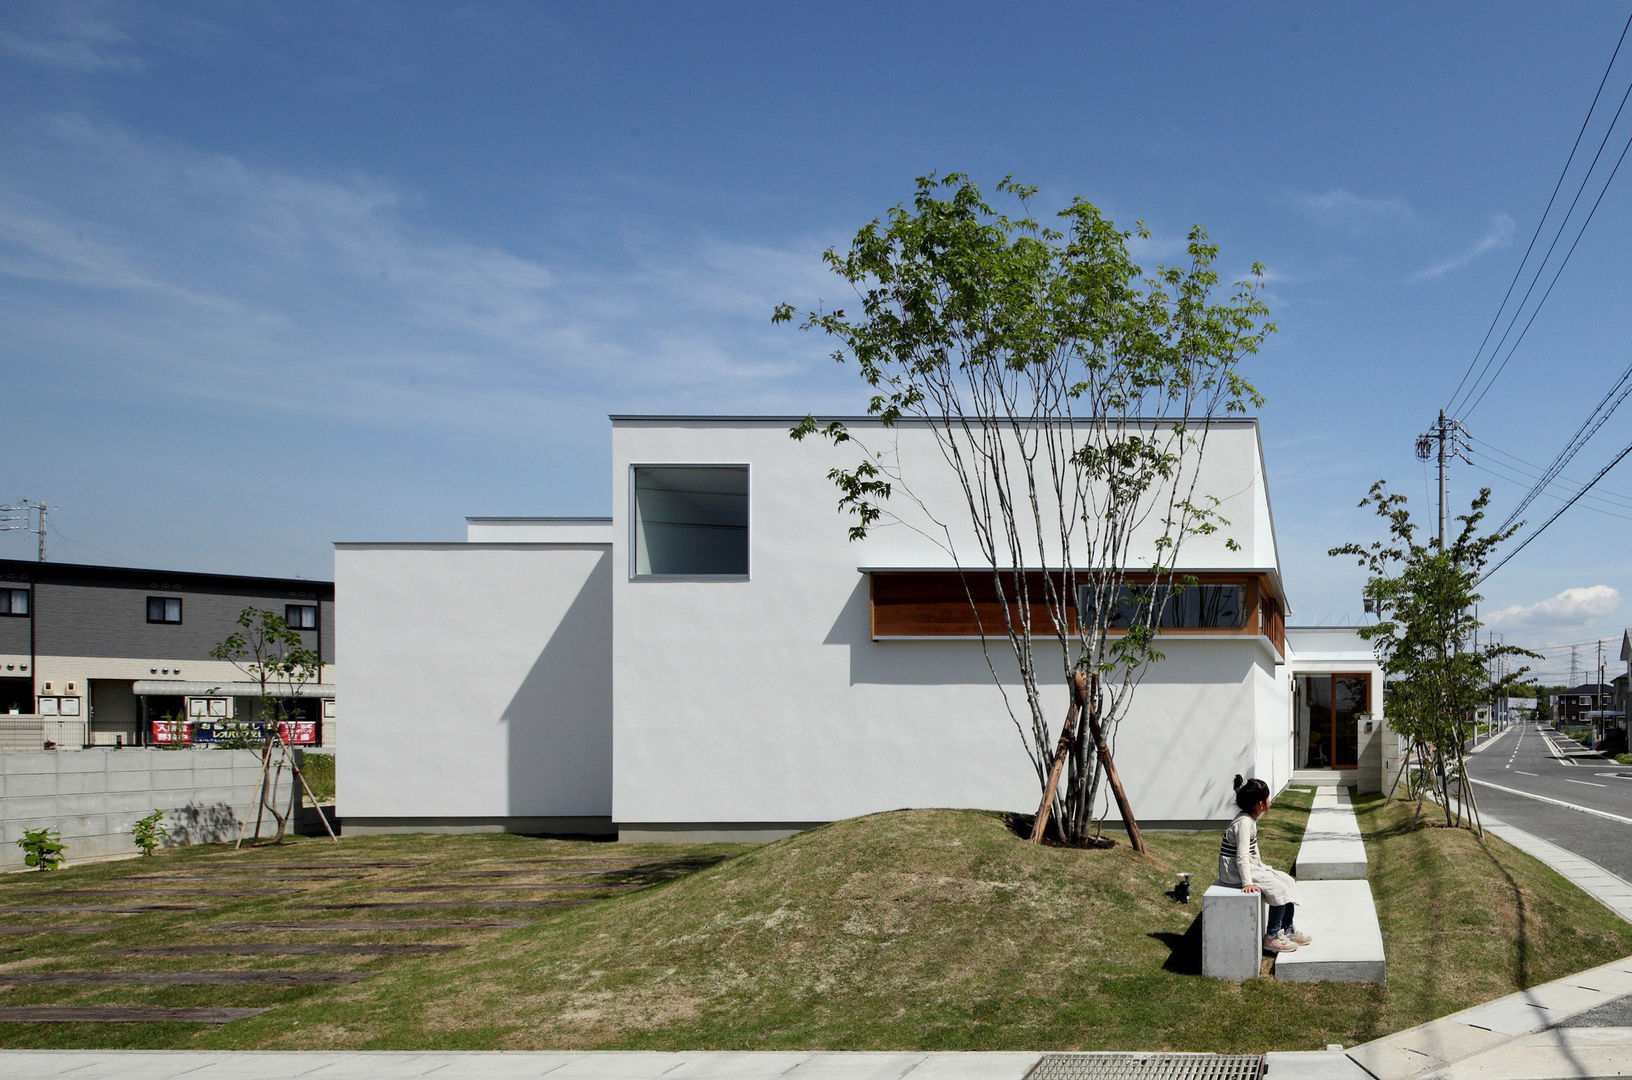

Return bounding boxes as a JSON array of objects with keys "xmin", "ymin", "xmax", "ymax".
[{"xmin": 1175, "ymin": 872, "xmax": 1191, "ymax": 904}]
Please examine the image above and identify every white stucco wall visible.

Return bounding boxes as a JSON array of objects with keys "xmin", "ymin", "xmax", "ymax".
[
  {"xmin": 465, "ymin": 518, "xmax": 613, "ymax": 544},
  {"xmin": 611, "ymin": 418, "xmax": 1287, "ymax": 828},
  {"xmin": 335, "ymin": 542, "xmax": 612, "ymax": 828}
]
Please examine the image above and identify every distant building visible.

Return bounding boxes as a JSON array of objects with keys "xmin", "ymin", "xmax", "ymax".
[
  {"xmin": 0, "ymin": 559, "xmax": 335, "ymax": 748},
  {"xmin": 1555, "ymin": 682, "xmax": 1613, "ymax": 725}
]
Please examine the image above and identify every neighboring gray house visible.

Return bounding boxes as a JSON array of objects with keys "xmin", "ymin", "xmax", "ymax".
[{"xmin": 0, "ymin": 559, "xmax": 335, "ymax": 748}]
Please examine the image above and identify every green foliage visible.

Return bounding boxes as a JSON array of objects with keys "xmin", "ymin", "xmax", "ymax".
[
  {"xmin": 300, "ymin": 752, "xmax": 336, "ymax": 802},
  {"xmin": 16, "ymin": 827, "xmax": 65, "ymax": 870},
  {"xmin": 1330, "ymin": 483, "xmax": 1538, "ymax": 827},
  {"xmin": 131, "ymin": 809, "xmax": 168, "ymax": 856},
  {"xmin": 779, "ymin": 173, "xmax": 1273, "ymax": 844}
]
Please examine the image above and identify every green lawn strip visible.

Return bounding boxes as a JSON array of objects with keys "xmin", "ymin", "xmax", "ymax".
[{"xmin": 3, "ymin": 800, "xmax": 1628, "ymax": 1052}]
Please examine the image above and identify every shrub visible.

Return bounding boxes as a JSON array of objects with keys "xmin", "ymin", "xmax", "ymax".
[
  {"xmin": 17, "ymin": 828, "xmax": 66, "ymax": 870},
  {"xmin": 132, "ymin": 809, "xmax": 168, "ymax": 856}
]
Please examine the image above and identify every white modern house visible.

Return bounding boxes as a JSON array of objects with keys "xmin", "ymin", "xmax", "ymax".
[{"xmin": 336, "ymin": 416, "xmax": 1389, "ymax": 839}]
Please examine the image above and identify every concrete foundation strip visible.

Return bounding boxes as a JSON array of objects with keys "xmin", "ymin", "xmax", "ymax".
[
  {"xmin": 0, "ymin": 1006, "xmax": 270, "ymax": 1023},
  {"xmin": 101, "ymin": 943, "xmax": 464, "ymax": 956},
  {"xmin": 205, "ymin": 919, "xmax": 528, "ymax": 931},
  {"xmin": 0, "ymin": 970, "xmax": 376, "ymax": 986}
]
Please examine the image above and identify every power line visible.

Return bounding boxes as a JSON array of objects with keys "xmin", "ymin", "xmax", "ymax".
[
  {"xmin": 1495, "ymin": 361, "xmax": 1632, "ymax": 531},
  {"xmin": 1465, "ymin": 458, "xmax": 1632, "ymax": 522},
  {"xmin": 1466, "ymin": 432, "xmax": 1632, "ymax": 506},
  {"xmin": 1481, "ymin": 432, "xmax": 1632, "ymax": 583},
  {"xmin": 1446, "ymin": 10, "xmax": 1632, "ymax": 415}
]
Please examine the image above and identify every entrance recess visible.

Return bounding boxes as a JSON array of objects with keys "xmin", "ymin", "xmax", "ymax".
[{"xmin": 1299, "ymin": 673, "xmax": 1369, "ymax": 769}]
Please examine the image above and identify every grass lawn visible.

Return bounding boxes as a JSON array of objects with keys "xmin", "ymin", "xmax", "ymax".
[{"xmin": 1, "ymin": 790, "xmax": 1627, "ymax": 1052}]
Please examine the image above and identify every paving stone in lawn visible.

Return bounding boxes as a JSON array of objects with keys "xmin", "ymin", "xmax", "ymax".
[
  {"xmin": 201, "ymin": 861, "xmax": 428, "ymax": 869},
  {"xmin": 0, "ymin": 904, "xmax": 206, "ymax": 913},
  {"xmin": 0, "ymin": 970, "xmax": 375, "ymax": 986},
  {"xmin": 0, "ymin": 1006, "xmax": 270, "ymax": 1023},
  {"xmin": 314, "ymin": 899, "xmax": 590, "ymax": 910},
  {"xmin": 206, "ymin": 919, "xmax": 528, "ymax": 931},
  {"xmin": 102, "ymin": 943, "xmax": 464, "ymax": 956},
  {"xmin": 0, "ymin": 926, "xmax": 119, "ymax": 936},
  {"xmin": 13, "ymin": 889, "xmax": 287, "ymax": 898},
  {"xmin": 376, "ymin": 882, "xmax": 640, "ymax": 891}
]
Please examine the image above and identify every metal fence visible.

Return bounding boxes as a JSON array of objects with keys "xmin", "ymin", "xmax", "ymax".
[{"xmin": 0, "ymin": 716, "xmax": 89, "ymax": 750}]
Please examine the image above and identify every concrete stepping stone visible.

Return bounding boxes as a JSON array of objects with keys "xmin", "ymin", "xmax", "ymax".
[
  {"xmin": 0, "ymin": 904, "xmax": 206, "ymax": 913},
  {"xmin": 314, "ymin": 900, "xmax": 589, "ymax": 910},
  {"xmin": 378, "ymin": 882, "xmax": 640, "ymax": 892},
  {"xmin": 0, "ymin": 926, "xmax": 118, "ymax": 936},
  {"xmin": 206, "ymin": 919, "xmax": 527, "ymax": 931},
  {"xmin": 201, "ymin": 861, "xmax": 427, "ymax": 868},
  {"xmin": 1273, "ymin": 879, "xmax": 1386, "ymax": 984},
  {"xmin": 0, "ymin": 1006, "xmax": 269, "ymax": 1023},
  {"xmin": 17, "ymin": 889, "xmax": 287, "ymax": 898},
  {"xmin": 102, "ymin": 943, "xmax": 463, "ymax": 956},
  {"xmin": 0, "ymin": 970, "xmax": 375, "ymax": 986},
  {"xmin": 1294, "ymin": 787, "xmax": 1368, "ymax": 880}
]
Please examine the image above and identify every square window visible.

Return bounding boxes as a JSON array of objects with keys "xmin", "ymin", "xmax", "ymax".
[
  {"xmin": 286, "ymin": 604, "xmax": 318, "ymax": 629},
  {"xmin": 0, "ymin": 588, "xmax": 26, "ymax": 616},
  {"xmin": 146, "ymin": 596, "xmax": 182, "ymax": 624},
  {"xmin": 632, "ymin": 466, "xmax": 749, "ymax": 577}
]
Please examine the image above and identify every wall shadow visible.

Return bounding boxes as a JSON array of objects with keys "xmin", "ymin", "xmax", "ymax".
[{"xmin": 503, "ymin": 551, "xmax": 613, "ymax": 820}]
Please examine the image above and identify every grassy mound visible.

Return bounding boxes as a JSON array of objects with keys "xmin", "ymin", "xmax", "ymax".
[{"xmin": 250, "ymin": 792, "xmax": 1632, "ymax": 1052}]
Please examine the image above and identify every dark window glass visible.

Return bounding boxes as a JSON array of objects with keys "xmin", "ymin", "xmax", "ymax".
[
  {"xmin": 0, "ymin": 588, "xmax": 26, "ymax": 616},
  {"xmin": 286, "ymin": 604, "xmax": 317, "ymax": 629},
  {"xmin": 1078, "ymin": 583, "xmax": 1247, "ymax": 630},
  {"xmin": 146, "ymin": 596, "xmax": 182, "ymax": 624},
  {"xmin": 632, "ymin": 465, "xmax": 749, "ymax": 576}
]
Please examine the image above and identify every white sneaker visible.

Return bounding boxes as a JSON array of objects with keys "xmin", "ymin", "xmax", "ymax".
[{"xmin": 1264, "ymin": 934, "xmax": 1297, "ymax": 953}]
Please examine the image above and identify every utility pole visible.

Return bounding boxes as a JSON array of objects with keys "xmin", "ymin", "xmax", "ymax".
[
  {"xmin": 1415, "ymin": 411, "xmax": 1469, "ymax": 548},
  {"xmin": 0, "ymin": 499, "xmax": 47, "ymax": 561}
]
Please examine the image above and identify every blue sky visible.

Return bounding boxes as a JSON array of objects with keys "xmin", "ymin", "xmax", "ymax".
[{"xmin": 4, "ymin": 2, "xmax": 1631, "ymax": 683}]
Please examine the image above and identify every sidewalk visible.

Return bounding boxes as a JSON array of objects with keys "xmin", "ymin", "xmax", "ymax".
[{"xmin": 2, "ymin": 811, "xmax": 1629, "ymax": 1080}]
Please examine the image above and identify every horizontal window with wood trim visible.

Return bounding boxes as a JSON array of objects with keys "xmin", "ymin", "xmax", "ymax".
[{"xmin": 869, "ymin": 570, "xmax": 1284, "ymax": 657}]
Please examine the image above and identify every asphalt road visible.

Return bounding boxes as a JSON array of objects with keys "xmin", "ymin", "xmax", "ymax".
[{"xmin": 1462, "ymin": 721, "xmax": 1632, "ymax": 883}]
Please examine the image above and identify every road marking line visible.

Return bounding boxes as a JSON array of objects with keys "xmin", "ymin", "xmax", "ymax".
[
  {"xmin": 1514, "ymin": 771, "xmax": 1538, "ymax": 776},
  {"xmin": 1564, "ymin": 779, "xmax": 1607, "ymax": 788},
  {"xmin": 1470, "ymin": 778, "xmax": 1632, "ymax": 825}
]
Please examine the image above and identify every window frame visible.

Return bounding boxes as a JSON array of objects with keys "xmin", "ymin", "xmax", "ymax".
[
  {"xmin": 628, "ymin": 463, "xmax": 751, "ymax": 581},
  {"xmin": 0, "ymin": 587, "xmax": 27, "ymax": 617},
  {"xmin": 285, "ymin": 603, "xmax": 318, "ymax": 630},
  {"xmin": 146, "ymin": 596, "xmax": 183, "ymax": 624}
]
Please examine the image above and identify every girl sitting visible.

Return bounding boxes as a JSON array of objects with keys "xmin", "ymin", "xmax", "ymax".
[{"xmin": 1218, "ymin": 774, "xmax": 1311, "ymax": 954}]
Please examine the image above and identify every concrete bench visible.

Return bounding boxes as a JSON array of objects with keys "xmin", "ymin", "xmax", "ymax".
[
  {"xmin": 1293, "ymin": 786, "xmax": 1368, "ymax": 880},
  {"xmin": 1201, "ymin": 882, "xmax": 1266, "ymax": 980}
]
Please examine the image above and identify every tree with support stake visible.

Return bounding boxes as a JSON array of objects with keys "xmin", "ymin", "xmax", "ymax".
[
  {"xmin": 779, "ymin": 173, "xmax": 1271, "ymax": 849},
  {"xmin": 210, "ymin": 608, "xmax": 335, "ymax": 846},
  {"xmin": 1331, "ymin": 484, "xmax": 1537, "ymax": 832}
]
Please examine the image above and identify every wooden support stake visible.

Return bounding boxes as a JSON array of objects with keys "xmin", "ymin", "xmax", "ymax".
[
  {"xmin": 1082, "ymin": 682, "xmax": 1147, "ymax": 854},
  {"xmin": 1028, "ymin": 671, "xmax": 1088, "ymax": 844}
]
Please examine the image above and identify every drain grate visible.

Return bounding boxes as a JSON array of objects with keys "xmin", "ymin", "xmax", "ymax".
[{"xmin": 1026, "ymin": 1053, "xmax": 1264, "ymax": 1080}]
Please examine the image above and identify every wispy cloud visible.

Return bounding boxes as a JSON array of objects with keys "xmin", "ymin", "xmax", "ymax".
[
  {"xmin": 1412, "ymin": 212, "xmax": 1516, "ymax": 281},
  {"xmin": 0, "ymin": 113, "xmax": 855, "ymax": 441},
  {"xmin": 0, "ymin": 2, "xmax": 143, "ymax": 72},
  {"xmin": 1290, "ymin": 188, "xmax": 1414, "ymax": 234},
  {"xmin": 1486, "ymin": 584, "xmax": 1622, "ymax": 636}
]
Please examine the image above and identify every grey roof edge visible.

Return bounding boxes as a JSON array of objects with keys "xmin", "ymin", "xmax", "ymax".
[
  {"xmin": 609, "ymin": 414, "xmax": 1261, "ymax": 425},
  {"xmin": 333, "ymin": 541, "xmax": 610, "ymax": 550},
  {"xmin": 464, "ymin": 516, "xmax": 612, "ymax": 524}
]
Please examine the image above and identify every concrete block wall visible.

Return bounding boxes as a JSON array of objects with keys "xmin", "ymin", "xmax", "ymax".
[{"xmin": 1, "ymin": 748, "xmax": 294, "ymax": 870}]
